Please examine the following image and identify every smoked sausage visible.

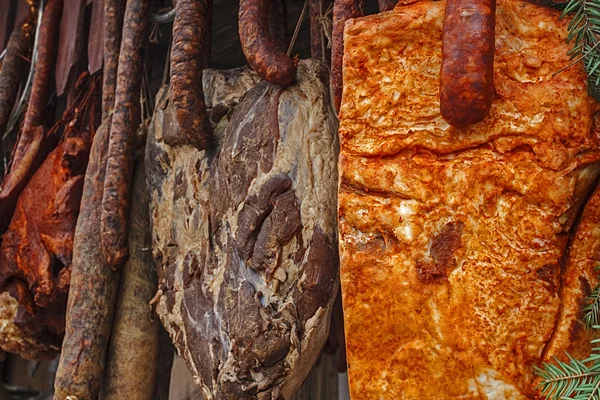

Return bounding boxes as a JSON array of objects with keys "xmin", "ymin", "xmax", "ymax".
[
  {"xmin": 169, "ymin": 0, "xmax": 212, "ymax": 149},
  {"xmin": 100, "ymin": 0, "xmax": 150, "ymax": 267},
  {"xmin": 439, "ymin": 0, "xmax": 495, "ymax": 128},
  {"xmin": 332, "ymin": 0, "xmax": 363, "ymax": 112},
  {"xmin": 239, "ymin": 0, "xmax": 296, "ymax": 86}
]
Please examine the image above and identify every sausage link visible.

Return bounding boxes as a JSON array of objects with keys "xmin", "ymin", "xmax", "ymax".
[
  {"xmin": 23, "ymin": 0, "xmax": 63, "ymax": 131},
  {"xmin": 102, "ymin": 0, "xmax": 123, "ymax": 119},
  {"xmin": 239, "ymin": 0, "xmax": 296, "ymax": 86},
  {"xmin": 100, "ymin": 0, "xmax": 150, "ymax": 267},
  {"xmin": 0, "ymin": 18, "xmax": 32, "ymax": 135},
  {"xmin": 100, "ymin": 154, "xmax": 159, "ymax": 400},
  {"xmin": 331, "ymin": 0, "xmax": 363, "ymax": 112},
  {"xmin": 439, "ymin": 0, "xmax": 495, "ymax": 128},
  {"xmin": 53, "ymin": 121, "xmax": 119, "ymax": 400},
  {"xmin": 168, "ymin": 0, "xmax": 212, "ymax": 149}
]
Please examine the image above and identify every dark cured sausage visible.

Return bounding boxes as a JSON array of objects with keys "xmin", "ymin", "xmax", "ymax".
[
  {"xmin": 239, "ymin": 0, "xmax": 296, "ymax": 86},
  {"xmin": 331, "ymin": 0, "xmax": 363, "ymax": 113},
  {"xmin": 0, "ymin": 18, "xmax": 32, "ymax": 135},
  {"xmin": 100, "ymin": 153, "xmax": 159, "ymax": 400},
  {"xmin": 53, "ymin": 3, "xmax": 125, "ymax": 395},
  {"xmin": 102, "ymin": 0, "xmax": 123, "ymax": 119},
  {"xmin": 53, "ymin": 121, "xmax": 118, "ymax": 400},
  {"xmin": 439, "ymin": 0, "xmax": 495, "ymax": 128},
  {"xmin": 168, "ymin": 0, "xmax": 212, "ymax": 149},
  {"xmin": 100, "ymin": 0, "xmax": 150, "ymax": 267},
  {"xmin": 22, "ymin": 0, "xmax": 63, "ymax": 131}
]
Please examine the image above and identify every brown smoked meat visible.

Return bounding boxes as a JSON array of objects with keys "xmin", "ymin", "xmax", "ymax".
[
  {"xmin": 239, "ymin": 0, "xmax": 297, "ymax": 85},
  {"xmin": 100, "ymin": 0, "xmax": 150, "ymax": 267}
]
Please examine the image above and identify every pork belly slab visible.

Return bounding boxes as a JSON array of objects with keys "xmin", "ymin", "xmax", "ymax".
[{"xmin": 337, "ymin": 0, "xmax": 600, "ymax": 398}]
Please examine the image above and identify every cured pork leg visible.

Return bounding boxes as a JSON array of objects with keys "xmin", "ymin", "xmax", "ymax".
[
  {"xmin": 338, "ymin": 0, "xmax": 600, "ymax": 398},
  {"xmin": 147, "ymin": 60, "xmax": 339, "ymax": 399}
]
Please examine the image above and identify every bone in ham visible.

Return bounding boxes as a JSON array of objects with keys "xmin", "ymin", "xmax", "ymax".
[
  {"xmin": 146, "ymin": 60, "xmax": 339, "ymax": 399},
  {"xmin": 337, "ymin": 0, "xmax": 600, "ymax": 398}
]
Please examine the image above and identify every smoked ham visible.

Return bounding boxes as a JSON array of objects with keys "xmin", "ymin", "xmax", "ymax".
[
  {"xmin": 337, "ymin": 0, "xmax": 600, "ymax": 398},
  {"xmin": 146, "ymin": 60, "xmax": 339, "ymax": 399}
]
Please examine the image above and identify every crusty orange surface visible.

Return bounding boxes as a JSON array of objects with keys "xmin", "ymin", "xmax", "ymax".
[{"xmin": 337, "ymin": 0, "xmax": 600, "ymax": 398}]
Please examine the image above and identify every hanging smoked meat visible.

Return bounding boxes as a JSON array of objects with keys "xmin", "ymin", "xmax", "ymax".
[
  {"xmin": 337, "ymin": 0, "xmax": 600, "ymax": 398},
  {"xmin": 0, "ymin": 73, "xmax": 98, "ymax": 360},
  {"xmin": 146, "ymin": 60, "xmax": 339, "ymax": 399}
]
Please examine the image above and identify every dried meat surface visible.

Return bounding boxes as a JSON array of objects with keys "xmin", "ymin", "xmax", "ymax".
[
  {"xmin": 338, "ymin": 0, "xmax": 600, "ymax": 398},
  {"xmin": 0, "ymin": 134, "xmax": 91, "ymax": 359},
  {"xmin": 147, "ymin": 60, "xmax": 339, "ymax": 399}
]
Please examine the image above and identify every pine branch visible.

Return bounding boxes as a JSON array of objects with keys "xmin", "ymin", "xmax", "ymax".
[
  {"xmin": 584, "ymin": 283, "xmax": 600, "ymax": 330},
  {"xmin": 535, "ymin": 268, "xmax": 600, "ymax": 399},
  {"xmin": 535, "ymin": 354, "xmax": 600, "ymax": 399},
  {"xmin": 561, "ymin": 0, "xmax": 600, "ymax": 101}
]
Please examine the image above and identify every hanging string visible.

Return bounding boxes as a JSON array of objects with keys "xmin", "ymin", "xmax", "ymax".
[{"xmin": 287, "ymin": 0, "xmax": 310, "ymax": 57}]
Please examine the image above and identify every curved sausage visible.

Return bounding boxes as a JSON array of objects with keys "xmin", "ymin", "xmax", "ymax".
[
  {"xmin": 100, "ymin": 155, "xmax": 160, "ymax": 400},
  {"xmin": 169, "ymin": 0, "xmax": 212, "ymax": 149},
  {"xmin": 332, "ymin": 0, "xmax": 363, "ymax": 112},
  {"xmin": 439, "ymin": 0, "xmax": 495, "ymax": 128},
  {"xmin": 23, "ymin": 0, "xmax": 63, "ymax": 132},
  {"xmin": 100, "ymin": 0, "xmax": 150, "ymax": 267},
  {"xmin": 239, "ymin": 0, "xmax": 296, "ymax": 86}
]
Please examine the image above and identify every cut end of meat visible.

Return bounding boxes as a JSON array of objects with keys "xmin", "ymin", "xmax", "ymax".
[{"xmin": 0, "ymin": 292, "xmax": 61, "ymax": 360}]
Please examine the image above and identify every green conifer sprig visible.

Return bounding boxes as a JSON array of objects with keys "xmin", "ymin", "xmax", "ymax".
[
  {"xmin": 561, "ymin": 0, "xmax": 600, "ymax": 100},
  {"xmin": 535, "ymin": 266, "xmax": 600, "ymax": 399},
  {"xmin": 584, "ymin": 268, "xmax": 600, "ymax": 329}
]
